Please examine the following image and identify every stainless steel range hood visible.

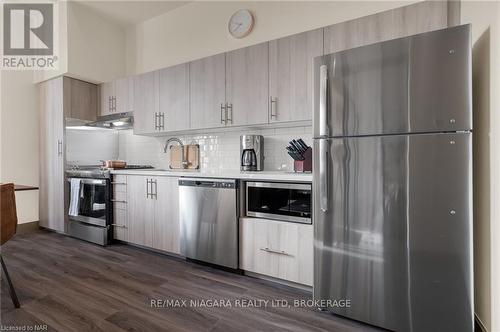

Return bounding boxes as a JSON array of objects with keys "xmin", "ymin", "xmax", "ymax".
[{"xmin": 86, "ymin": 112, "xmax": 134, "ymax": 130}]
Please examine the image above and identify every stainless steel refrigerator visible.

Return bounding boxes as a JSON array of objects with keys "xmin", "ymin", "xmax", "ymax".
[{"xmin": 312, "ymin": 25, "xmax": 473, "ymax": 332}]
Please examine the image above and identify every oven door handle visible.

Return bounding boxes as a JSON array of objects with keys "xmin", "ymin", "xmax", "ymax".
[{"xmin": 67, "ymin": 178, "xmax": 107, "ymax": 186}]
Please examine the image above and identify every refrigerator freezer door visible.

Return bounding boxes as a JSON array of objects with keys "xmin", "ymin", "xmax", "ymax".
[
  {"xmin": 313, "ymin": 132, "xmax": 472, "ymax": 332},
  {"xmin": 313, "ymin": 24, "xmax": 471, "ymax": 138}
]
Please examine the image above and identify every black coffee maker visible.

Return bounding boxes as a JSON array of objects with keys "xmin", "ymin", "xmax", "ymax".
[{"xmin": 240, "ymin": 135, "xmax": 264, "ymax": 171}]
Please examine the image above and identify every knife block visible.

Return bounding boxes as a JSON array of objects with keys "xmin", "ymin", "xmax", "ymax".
[{"xmin": 294, "ymin": 147, "xmax": 312, "ymax": 173}]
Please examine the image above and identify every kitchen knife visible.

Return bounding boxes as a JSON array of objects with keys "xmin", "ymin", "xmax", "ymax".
[
  {"xmin": 290, "ymin": 140, "xmax": 304, "ymax": 154},
  {"xmin": 297, "ymin": 139, "xmax": 309, "ymax": 151},
  {"xmin": 288, "ymin": 151, "xmax": 305, "ymax": 161}
]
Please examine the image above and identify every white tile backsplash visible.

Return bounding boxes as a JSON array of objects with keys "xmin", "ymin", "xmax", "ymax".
[
  {"xmin": 66, "ymin": 128, "xmax": 119, "ymax": 165},
  {"xmin": 117, "ymin": 126, "xmax": 313, "ymax": 171}
]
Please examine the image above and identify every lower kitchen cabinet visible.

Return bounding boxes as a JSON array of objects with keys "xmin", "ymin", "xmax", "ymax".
[
  {"xmin": 153, "ymin": 177, "xmax": 180, "ymax": 254},
  {"xmin": 124, "ymin": 175, "xmax": 180, "ymax": 254},
  {"xmin": 240, "ymin": 217, "xmax": 313, "ymax": 286},
  {"xmin": 112, "ymin": 175, "xmax": 128, "ymax": 241}
]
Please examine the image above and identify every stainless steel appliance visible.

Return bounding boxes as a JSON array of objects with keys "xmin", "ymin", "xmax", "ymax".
[
  {"xmin": 86, "ymin": 112, "xmax": 133, "ymax": 130},
  {"xmin": 246, "ymin": 182, "xmax": 311, "ymax": 224},
  {"xmin": 66, "ymin": 166, "xmax": 112, "ymax": 246},
  {"xmin": 179, "ymin": 178, "xmax": 239, "ymax": 269},
  {"xmin": 65, "ymin": 164, "xmax": 154, "ymax": 246},
  {"xmin": 312, "ymin": 25, "xmax": 473, "ymax": 332},
  {"xmin": 240, "ymin": 135, "xmax": 264, "ymax": 171}
]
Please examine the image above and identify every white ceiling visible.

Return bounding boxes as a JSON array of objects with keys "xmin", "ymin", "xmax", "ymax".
[{"xmin": 73, "ymin": 1, "xmax": 190, "ymax": 27}]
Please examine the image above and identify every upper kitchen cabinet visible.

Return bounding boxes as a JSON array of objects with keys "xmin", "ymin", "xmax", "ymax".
[
  {"xmin": 39, "ymin": 77, "xmax": 66, "ymax": 233},
  {"xmin": 133, "ymin": 70, "xmax": 160, "ymax": 135},
  {"xmin": 64, "ymin": 77, "xmax": 98, "ymax": 121},
  {"xmin": 99, "ymin": 81, "xmax": 114, "ymax": 116},
  {"xmin": 323, "ymin": 0, "xmax": 448, "ymax": 54},
  {"xmin": 159, "ymin": 63, "xmax": 190, "ymax": 132},
  {"xmin": 115, "ymin": 77, "xmax": 134, "ymax": 114},
  {"xmin": 225, "ymin": 42, "xmax": 269, "ymax": 127},
  {"xmin": 269, "ymin": 29, "xmax": 323, "ymax": 123},
  {"xmin": 189, "ymin": 54, "xmax": 226, "ymax": 130},
  {"xmin": 99, "ymin": 77, "xmax": 134, "ymax": 116}
]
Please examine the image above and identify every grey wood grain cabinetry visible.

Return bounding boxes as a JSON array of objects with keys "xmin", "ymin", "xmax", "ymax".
[
  {"xmin": 133, "ymin": 71, "xmax": 159, "ymax": 135},
  {"xmin": 269, "ymin": 28, "xmax": 323, "ymax": 123},
  {"xmin": 64, "ymin": 78, "xmax": 98, "ymax": 121},
  {"xmin": 324, "ymin": 1, "xmax": 448, "ymax": 54},
  {"xmin": 153, "ymin": 177, "xmax": 180, "ymax": 254},
  {"xmin": 100, "ymin": 77, "xmax": 134, "ymax": 116},
  {"xmin": 159, "ymin": 63, "xmax": 190, "ymax": 132},
  {"xmin": 126, "ymin": 175, "xmax": 154, "ymax": 247},
  {"xmin": 39, "ymin": 77, "xmax": 66, "ymax": 233},
  {"xmin": 226, "ymin": 42, "xmax": 269, "ymax": 126},
  {"xmin": 99, "ymin": 81, "xmax": 114, "ymax": 116},
  {"xmin": 115, "ymin": 77, "xmax": 134, "ymax": 114},
  {"xmin": 125, "ymin": 175, "xmax": 180, "ymax": 254},
  {"xmin": 189, "ymin": 54, "xmax": 226, "ymax": 130}
]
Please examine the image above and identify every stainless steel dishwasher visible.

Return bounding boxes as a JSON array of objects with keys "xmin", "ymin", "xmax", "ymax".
[{"xmin": 179, "ymin": 178, "xmax": 238, "ymax": 269}]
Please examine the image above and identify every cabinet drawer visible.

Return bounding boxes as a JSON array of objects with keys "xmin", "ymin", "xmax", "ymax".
[
  {"xmin": 112, "ymin": 191, "xmax": 127, "ymax": 210},
  {"xmin": 113, "ymin": 208, "xmax": 128, "ymax": 241},
  {"xmin": 112, "ymin": 175, "xmax": 127, "ymax": 193},
  {"xmin": 239, "ymin": 217, "xmax": 313, "ymax": 286}
]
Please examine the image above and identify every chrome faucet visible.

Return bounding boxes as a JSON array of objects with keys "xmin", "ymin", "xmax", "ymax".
[{"xmin": 164, "ymin": 137, "xmax": 188, "ymax": 169}]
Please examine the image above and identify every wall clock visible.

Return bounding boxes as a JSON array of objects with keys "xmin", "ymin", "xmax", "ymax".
[{"xmin": 228, "ymin": 9, "xmax": 254, "ymax": 39}]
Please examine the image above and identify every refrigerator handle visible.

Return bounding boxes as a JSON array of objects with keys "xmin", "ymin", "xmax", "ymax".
[
  {"xmin": 319, "ymin": 139, "xmax": 329, "ymax": 212},
  {"xmin": 319, "ymin": 65, "xmax": 328, "ymax": 137}
]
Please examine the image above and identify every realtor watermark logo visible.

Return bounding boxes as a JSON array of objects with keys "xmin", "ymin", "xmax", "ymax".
[{"xmin": 2, "ymin": 2, "xmax": 58, "ymax": 69}]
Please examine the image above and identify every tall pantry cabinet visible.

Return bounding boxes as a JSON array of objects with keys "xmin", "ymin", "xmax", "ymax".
[{"xmin": 39, "ymin": 77, "xmax": 98, "ymax": 232}]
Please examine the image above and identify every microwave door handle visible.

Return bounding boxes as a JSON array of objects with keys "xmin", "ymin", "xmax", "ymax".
[
  {"xmin": 319, "ymin": 64, "xmax": 328, "ymax": 137},
  {"xmin": 319, "ymin": 139, "xmax": 329, "ymax": 212}
]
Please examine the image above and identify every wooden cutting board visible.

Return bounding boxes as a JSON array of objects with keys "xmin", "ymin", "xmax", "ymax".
[{"xmin": 169, "ymin": 144, "xmax": 199, "ymax": 169}]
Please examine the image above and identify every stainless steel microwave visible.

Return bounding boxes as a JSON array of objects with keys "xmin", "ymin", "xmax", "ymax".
[{"xmin": 246, "ymin": 182, "xmax": 312, "ymax": 224}]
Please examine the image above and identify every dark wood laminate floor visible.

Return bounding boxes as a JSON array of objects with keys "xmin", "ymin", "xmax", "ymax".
[{"xmin": 0, "ymin": 230, "xmax": 382, "ymax": 332}]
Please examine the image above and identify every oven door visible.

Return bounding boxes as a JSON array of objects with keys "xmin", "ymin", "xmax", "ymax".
[
  {"xmin": 246, "ymin": 182, "xmax": 312, "ymax": 224},
  {"xmin": 67, "ymin": 178, "xmax": 110, "ymax": 227}
]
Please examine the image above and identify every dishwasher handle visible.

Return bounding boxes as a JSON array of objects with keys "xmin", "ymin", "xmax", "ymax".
[{"xmin": 179, "ymin": 178, "xmax": 236, "ymax": 189}]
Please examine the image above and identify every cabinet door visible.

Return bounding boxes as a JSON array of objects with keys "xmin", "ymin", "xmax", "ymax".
[
  {"xmin": 239, "ymin": 218, "xmax": 313, "ymax": 286},
  {"xmin": 65, "ymin": 78, "xmax": 98, "ymax": 121},
  {"xmin": 99, "ymin": 82, "xmax": 114, "ymax": 116},
  {"xmin": 115, "ymin": 77, "xmax": 134, "ymax": 114},
  {"xmin": 153, "ymin": 177, "xmax": 180, "ymax": 254},
  {"xmin": 133, "ymin": 71, "xmax": 159, "ymax": 135},
  {"xmin": 226, "ymin": 42, "xmax": 269, "ymax": 126},
  {"xmin": 39, "ymin": 77, "xmax": 65, "ymax": 233},
  {"xmin": 159, "ymin": 63, "xmax": 190, "ymax": 132},
  {"xmin": 269, "ymin": 29, "xmax": 323, "ymax": 123},
  {"xmin": 127, "ymin": 176, "xmax": 154, "ymax": 247},
  {"xmin": 189, "ymin": 54, "xmax": 226, "ymax": 129},
  {"xmin": 323, "ymin": 0, "xmax": 447, "ymax": 54}
]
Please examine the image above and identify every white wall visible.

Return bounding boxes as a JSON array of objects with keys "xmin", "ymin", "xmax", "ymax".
[
  {"xmin": 461, "ymin": 1, "xmax": 500, "ymax": 331},
  {"xmin": 126, "ymin": 0, "xmax": 414, "ymax": 75},
  {"xmin": 0, "ymin": 71, "xmax": 40, "ymax": 224},
  {"xmin": 66, "ymin": 1, "xmax": 126, "ymax": 83}
]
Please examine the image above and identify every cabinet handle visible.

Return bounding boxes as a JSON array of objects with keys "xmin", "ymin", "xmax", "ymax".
[
  {"xmin": 220, "ymin": 103, "xmax": 226, "ymax": 125},
  {"xmin": 146, "ymin": 178, "xmax": 151, "ymax": 198},
  {"xmin": 113, "ymin": 96, "xmax": 116, "ymax": 111},
  {"xmin": 111, "ymin": 182, "xmax": 126, "ymax": 185},
  {"xmin": 153, "ymin": 179, "xmax": 158, "ymax": 199},
  {"xmin": 111, "ymin": 199, "xmax": 127, "ymax": 203},
  {"xmin": 260, "ymin": 247, "xmax": 292, "ymax": 256},
  {"xmin": 57, "ymin": 140, "xmax": 62, "ymax": 156},
  {"xmin": 111, "ymin": 224, "xmax": 127, "ymax": 229},
  {"xmin": 160, "ymin": 113, "xmax": 165, "ymax": 131},
  {"xmin": 154, "ymin": 113, "xmax": 158, "ymax": 130},
  {"xmin": 225, "ymin": 103, "xmax": 232, "ymax": 125},
  {"xmin": 108, "ymin": 96, "xmax": 111, "ymax": 112},
  {"xmin": 270, "ymin": 97, "xmax": 277, "ymax": 119}
]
